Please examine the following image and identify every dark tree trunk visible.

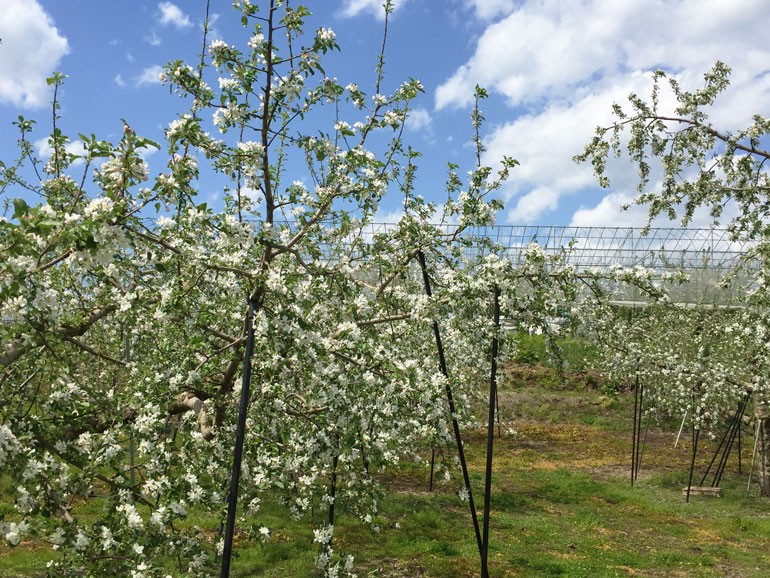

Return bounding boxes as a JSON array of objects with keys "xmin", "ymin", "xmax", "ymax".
[
  {"xmin": 757, "ymin": 409, "xmax": 770, "ymax": 497},
  {"xmin": 757, "ymin": 407, "xmax": 770, "ymax": 498}
]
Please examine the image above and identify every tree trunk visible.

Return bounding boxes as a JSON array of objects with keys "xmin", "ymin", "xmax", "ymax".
[{"xmin": 756, "ymin": 402, "xmax": 770, "ymax": 497}]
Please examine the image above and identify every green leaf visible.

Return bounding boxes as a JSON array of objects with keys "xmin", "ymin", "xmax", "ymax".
[
  {"xmin": 137, "ymin": 137, "xmax": 161, "ymax": 150},
  {"xmin": 37, "ymin": 220, "xmax": 60, "ymax": 232},
  {"xmin": 46, "ymin": 72, "xmax": 68, "ymax": 86},
  {"xmin": 13, "ymin": 198, "xmax": 29, "ymax": 219}
]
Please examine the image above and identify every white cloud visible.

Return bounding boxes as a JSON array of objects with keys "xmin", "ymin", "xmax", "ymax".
[
  {"xmin": 137, "ymin": 65, "xmax": 164, "ymax": 86},
  {"xmin": 482, "ymin": 76, "xmax": 651, "ymax": 223},
  {"xmin": 433, "ymin": 0, "xmax": 770, "ymax": 225},
  {"xmin": 405, "ymin": 107, "xmax": 432, "ymax": 132},
  {"xmin": 158, "ymin": 2, "xmax": 192, "ymax": 29},
  {"xmin": 569, "ymin": 192, "xmax": 647, "ymax": 228},
  {"xmin": 240, "ymin": 187, "xmax": 263, "ymax": 206},
  {"xmin": 340, "ymin": 0, "xmax": 407, "ymax": 20},
  {"xmin": 145, "ymin": 31, "xmax": 162, "ymax": 46},
  {"xmin": 35, "ymin": 137, "xmax": 87, "ymax": 167},
  {"xmin": 437, "ymin": 0, "xmax": 770, "ymax": 111},
  {"xmin": 206, "ymin": 13, "xmax": 223, "ymax": 42},
  {"xmin": 114, "ymin": 74, "xmax": 126, "ymax": 88},
  {"xmin": 465, "ymin": 0, "xmax": 517, "ymax": 21},
  {"xmin": 137, "ymin": 145, "xmax": 159, "ymax": 161},
  {"xmin": 373, "ymin": 208, "xmax": 405, "ymax": 224},
  {"xmin": 506, "ymin": 187, "xmax": 560, "ymax": 223},
  {"xmin": 569, "ymin": 186, "xmax": 739, "ymax": 230},
  {"xmin": 0, "ymin": 0, "xmax": 69, "ymax": 108}
]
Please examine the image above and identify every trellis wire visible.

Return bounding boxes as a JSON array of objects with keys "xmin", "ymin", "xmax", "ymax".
[{"xmin": 323, "ymin": 223, "xmax": 751, "ymax": 270}]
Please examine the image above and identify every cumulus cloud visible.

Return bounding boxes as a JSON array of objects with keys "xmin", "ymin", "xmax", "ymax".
[
  {"xmin": 205, "ymin": 13, "xmax": 223, "ymax": 43},
  {"xmin": 465, "ymin": 0, "xmax": 517, "ymax": 21},
  {"xmin": 435, "ymin": 0, "xmax": 770, "ymax": 224},
  {"xmin": 373, "ymin": 207, "xmax": 406, "ymax": 224},
  {"xmin": 137, "ymin": 65, "xmax": 164, "ymax": 86},
  {"xmin": 569, "ymin": 192, "xmax": 646, "ymax": 228},
  {"xmin": 239, "ymin": 186, "xmax": 263, "ymax": 207},
  {"xmin": 568, "ymin": 187, "xmax": 738, "ymax": 230},
  {"xmin": 145, "ymin": 31, "xmax": 162, "ymax": 46},
  {"xmin": 506, "ymin": 187, "xmax": 560, "ymax": 223},
  {"xmin": 0, "ymin": 0, "xmax": 69, "ymax": 108},
  {"xmin": 158, "ymin": 2, "xmax": 192, "ymax": 29},
  {"xmin": 340, "ymin": 0, "xmax": 407, "ymax": 20},
  {"xmin": 35, "ymin": 137, "xmax": 87, "ymax": 167},
  {"xmin": 482, "ymin": 75, "xmax": 654, "ymax": 224},
  {"xmin": 405, "ymin": 107, "xmax": 432, "ymax": 132},
  {"xmin": 438, "ymin": 0, "xmax": 770, "ymax": 111}
]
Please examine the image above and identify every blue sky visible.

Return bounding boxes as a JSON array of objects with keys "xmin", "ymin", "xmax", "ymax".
[{"xmin": 1, "ymin": 0, "xmax": 769, "ymax": 227}]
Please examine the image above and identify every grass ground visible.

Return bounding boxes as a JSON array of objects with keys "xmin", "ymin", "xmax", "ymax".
[{"xmin": 2, "ymin": 357, "xmax": 770, "ymax": 577}]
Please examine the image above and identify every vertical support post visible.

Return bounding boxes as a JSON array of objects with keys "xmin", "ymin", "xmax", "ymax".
[
  {"xmin": 631, "ymin": 365, "xmax": 640, "ymax": 486},
  {"xmin": 637, "ymin": 416, "xmax": 649, "ymax": 479},
  {"xmin": 129, "ymin": 436, "xmax": 136, "ymax": 491},
  {"xmin": 747, "ymin": 420, "xmax": 761, "ymax": 497},
  {"xmin": 480, "ymin": 286, "xmax": 501, "ymax": 578},
  {"xmin": 124, "ymin": 330, "xmax": 136, "ymax": 491},
  {"xmin": 635, "ymin": 375, "xmax": 644, "ymax": 480},
  {"xmin": 221, "ymin": 297, "xmax": 259, "ymax": 578},
  {"xmin": 738, "ymin": 415, "xmax": 742, "ymax": 475},
  {"xmin": 686, "ymin": 426, "xmax": 700, "ymax": 503},
  {"xmin": 429, "ymin": 448, "xmax": 435, "ymax": 492},
  {"xmin": 328, "ymin": 455, "xmax": 338, "ymax": 530}
]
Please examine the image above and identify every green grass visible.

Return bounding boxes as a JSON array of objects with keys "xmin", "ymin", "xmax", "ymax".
[
  {"xmin": 3, "ymin": 363, "xmax": 770, "ymax": 577},
  {"xmin": 511, "ymin": 333, "xmax": 599, "ymax": 373}
]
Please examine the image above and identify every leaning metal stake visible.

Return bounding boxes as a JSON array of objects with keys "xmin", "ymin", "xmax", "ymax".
[
  {"xmin": 416, "ymin": 250, "xmax": 483, "ymax": 561},
  {"xmin": 221, "ymin": 296, "xmax": 260, "ymax": 578},
  {"xmin": 480, "ymin": 286, "xmax": 501, "ymax": 578}
]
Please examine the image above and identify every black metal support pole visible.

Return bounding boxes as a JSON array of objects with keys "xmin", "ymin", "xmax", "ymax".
[
  {"xmin": 637, "ymin": 415, "xmax": 649, "ymax": 479},
  {"xmin": 714, "ymin": 422, "xmax": 739, "ymax": 487},
  {"xmin": 328, "ymin": 455, "xmax": 338, "ymax": 527},
  {"xmin": 738, "ymin": 414, "xmax": 743, "ymax": 475},
  {"xmin": 733, "ymin": 394, "xmax": 751, "ymax": 479},
  {"xmin": 635, "ymin": 378, "xmax": 644, "ymax": 480},
  {"xmin": 480, "ymin": 286, "xmax": 501, "ymax": 578},
  {"xmin": 700, "ymin": 416, "xmax": 734, "ymax": 486},
  {"xmin": 124, "ymin": 331, "xmax": 136, "ymax": 492},
  {"xmin": 220, "ymin": 297, "xmax": 259, "ymax": 578},
  {"xmin": 714, "ymin": 394, "xmax": 750, "ymax": 487},
  {"xmin": 631, "ymin": 368, "xmax": 640, "ymax": 486},
  {"xmin": 700, "ymin": 393, "xmax": 749, "ymax": 487},
  {"xmin": 429, "ymin": 448, "xmax": 435, "ymax": 492},
  {"xmin": 715, "ymin": 425, "xmax": 739, "ymax": 487},
  {"xmin": 416, "ymin": 250, "xmax": 483, "ymax": 560},
  {"xmin": 686, "ymin": 426, "xmax": 700, "ymax": 503}
]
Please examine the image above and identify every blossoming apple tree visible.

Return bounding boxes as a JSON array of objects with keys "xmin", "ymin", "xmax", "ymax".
[
  {"xmin": 0, "ymin": 1, "xmax": 536, "ymax": 576},
  {"xmin": 4, "ymin": 2, "xmax": 747, "ymax": 577},
  {"xmin": 577, "ymin": 62, "xmax": 770, "ymax": 496}
]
